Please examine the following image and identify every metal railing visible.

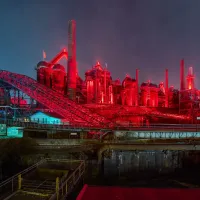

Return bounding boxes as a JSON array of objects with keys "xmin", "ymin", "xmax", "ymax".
[
  {"xmin": 0, "ymin": 159, "xmax": 85, "ymax": 200},
  {"xmin": 0, "ymin": 159, "xmax": 46, "ymax": 200},
  {"xmin": 49, "ymin": 160, "xmax": 85, "ymax": 200},
  {"xmin": 1, "ymin": 118, "xmax": 200, "ymax": 132}
]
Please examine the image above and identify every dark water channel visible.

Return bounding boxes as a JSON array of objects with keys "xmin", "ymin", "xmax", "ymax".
[
  {"xmin": 68, "ymin": 150, "xmax": 200, "ymax": 199},
  {"xmin": 88, "ymin": 150, "xmax": 200, "ymax": 186}
]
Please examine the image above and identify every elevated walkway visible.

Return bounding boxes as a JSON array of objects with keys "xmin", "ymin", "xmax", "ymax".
[
  {"xmin": 0, "ymin": 70, "xmax": 112, "ymax": 128},
  {"xmin": 1, "ymin": 118, "xmax": 200, "ymax": 132}
]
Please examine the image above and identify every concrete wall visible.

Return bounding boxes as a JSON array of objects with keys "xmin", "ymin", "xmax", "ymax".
[
  {"xmin": 36, "ymin": 139, "xmax": 94, "ymax": 146},
  {"xmin": 115, "ymin": 131, "xmax": 200, "ymax": 139}
]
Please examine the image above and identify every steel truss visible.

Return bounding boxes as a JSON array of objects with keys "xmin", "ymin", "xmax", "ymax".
[
  {"xmin": 9, "ymin": 88, "xmax": 36, "ymax": 107},
  {"xmin": 0, "ymin": 70, "xmax": 113, "ymax": 127},
  {"xmin": 0, "ymin": 79, "xmax": 36, "ymax": 119}
]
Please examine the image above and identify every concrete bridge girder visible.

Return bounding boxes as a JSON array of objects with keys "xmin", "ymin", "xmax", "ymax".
[{"xmin": 97, "ymin": 144, "xmax": 200, "ymax": 164}]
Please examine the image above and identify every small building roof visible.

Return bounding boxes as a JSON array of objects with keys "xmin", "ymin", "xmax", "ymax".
[{"xmin": 31, "ymin": 111, "xmax": 64, "ymax": 119}]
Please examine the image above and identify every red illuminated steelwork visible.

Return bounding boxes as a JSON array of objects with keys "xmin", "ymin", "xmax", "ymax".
[
  {"xmin": 165, "ymin": 69, "xmax": 169, "ymax": 107},
  {"xmin": 67, "ymin": 20, "xmax": 77, "ymax": 100},
  {"xmin": 0, "ymin": 70, "xmax": 113, "ymax": 127},
  {"xmin": 121, "ymin": 76, "xmax": 137, "ymax": 106},
  {"xmin": 141, "ymin": 81, "xmax": 159, "ymax": 107},
  {"xmin": 52, "ymin": 64, "xmax": 66, "ymax": 93},
  {"xmin": 180, "ymin": 59, "xmax": 185, "ymax": 91},
  {"xmin": 11, "ymin": 97, "xmax": 27, "ymax": 107},
  {"xmin": 186, "ymin": 66, "xmax": 195, "ymax": 90},
  {"xmin": 104, "ymin": 68, "xmax": 107, "ymax": 103},
  {"xmin": 135, "ymin": 69, "xmax": 139, "ymax": 106},
  {"xmin": 85, "ymin": 62, "xmax": 114, "ymax": 104},
  {"xmin": 48, "ymin": 48, "xmax": 68, "ymax": 68},
  {"xmin": 0, "ymin": 19, "xmax": 198, "ymax": 127},
  {"xmin": 37, "ymin": 48, "xmax": 68, "ymax": 90}
]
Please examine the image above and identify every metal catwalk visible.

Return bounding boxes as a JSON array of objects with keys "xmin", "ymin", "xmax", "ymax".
[{"xmin": 0, "ymin": 70, "xmax": 112, "ymax": 127}]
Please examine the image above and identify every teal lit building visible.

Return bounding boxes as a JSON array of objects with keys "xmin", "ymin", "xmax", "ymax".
[
  {"xmin": 30, "ymin": 111, "xmax": 64, "ymax": 125},
  {"xmin": 0, "ymin": 124, "xmax": 23, "ymax": 138},
  {"xmin": 7, "ymin": 127, "xmax": 23, "ymax": 137}
]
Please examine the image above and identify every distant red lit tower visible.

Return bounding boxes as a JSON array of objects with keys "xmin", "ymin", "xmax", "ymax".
[
  {"xmin": 165, "ymin": 69, "xmax": 169, "ymax": 107},
  {"xmin": 180, "ymin": 59, "xmax": 185, "ymax": 91},
  {"xmin": 67, "ymin": 20, "xmax": 77, "ymax": 100},
  {"xmin": 135, "ymin": 69, "xmax": 139, "ymax": 106},
  {"xmin": 186, "ymin": 67, "xmax": 195, "ymax": 90}
]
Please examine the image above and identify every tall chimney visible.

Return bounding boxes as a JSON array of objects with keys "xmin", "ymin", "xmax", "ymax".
[
  {"xmin": 180, "ymin": 59, "xmax": 185, "ymax": 91},
  {"xmin": 135, "ymin": 69, "xmax": 139, "ymax": 106},
  {"xmin": 165, "ymin": 69, "xmax": 169, "ymax": 107},
  {"xmin": 186, "ymin": 66, "xmax": 195, "ymax": 90},
  {"xmin": 67, "ymin": 20, "xmax": 77, "ymax": 100}
]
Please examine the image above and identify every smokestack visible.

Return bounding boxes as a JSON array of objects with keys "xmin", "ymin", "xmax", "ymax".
[
  {"xmin": 180, "ymin": 59, "xmax": 185, "ymax": 91},
  {"xmin": 165, "ymin": 69, "xmax": 168, "ymax": 107},
  {"xmin": 186, "ymin": 66, "xmax": 195, "ymax": 90},
  {"xmin": 189, "ymin": 66, "xmax": 193, "ymax": 75},
  {"xmin": 67, "ymin": 20, "xmax": 77, "ymax": 100},
  {"xmin": 135, "ymin": 69, "xmax": 139, "ymax": 106}
]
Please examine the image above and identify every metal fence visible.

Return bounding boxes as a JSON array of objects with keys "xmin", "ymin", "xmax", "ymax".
[
  {"xmin": 1, "ymin": 118, "xmax": 200, "ymax": 132},
  {"xmin": 0, "ymin": 159, "xmax": 85, "ymax": 200},
  {"xmin": 0, "ymin": 159, "xmax": 46, "ymax": 200},
  {"xmin": 49, "ymin": 160, "xmax": 85, "ymax": 200}
]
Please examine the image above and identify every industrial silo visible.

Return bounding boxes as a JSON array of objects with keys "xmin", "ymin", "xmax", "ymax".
[{"xmin": 52, "ymin": 64, "xmax": 67, "ymax": 93}]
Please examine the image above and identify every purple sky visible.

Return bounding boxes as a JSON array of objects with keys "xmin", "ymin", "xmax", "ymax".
[{"xmin": 1, "ymin": 0, "xmax": 200, "ymax": 89}]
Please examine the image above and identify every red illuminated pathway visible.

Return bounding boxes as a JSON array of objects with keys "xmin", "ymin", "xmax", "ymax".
[{"xmin": 77, "ymin": 185, "xmax": 200, "ymax": 200}]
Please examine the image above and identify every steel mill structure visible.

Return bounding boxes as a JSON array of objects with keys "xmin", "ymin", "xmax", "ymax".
[{"xmin": 0, "ymin": 20, "xmax": 200, "ymax": 127}]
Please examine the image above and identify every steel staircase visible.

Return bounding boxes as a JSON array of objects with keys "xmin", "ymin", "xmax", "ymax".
[{"xmin": 0, "ymin": 70, "xmax": 113, "ymax": 127}]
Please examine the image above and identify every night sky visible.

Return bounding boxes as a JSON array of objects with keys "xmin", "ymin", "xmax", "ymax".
[{"xmin": 1, "ymin": 0, "xmax": 200, "ymax": 89}]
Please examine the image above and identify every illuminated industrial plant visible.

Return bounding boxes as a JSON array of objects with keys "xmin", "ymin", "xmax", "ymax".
[{"xmin": 0, "ymin": 19, "xmax": 199, "ymax": 127}]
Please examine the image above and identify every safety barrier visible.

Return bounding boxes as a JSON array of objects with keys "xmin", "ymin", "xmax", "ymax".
[
  {"xmin": 0, "ymin": 159, "xmax": 46, "ymax": 200},
  {"xmin": 49, "ymin": 161, "xmax": 85, "ymax": 200},
  {"xmin": 0, "ymin": 159, "xmax": 85, "ymax": 200},
  {"xmin": 0, "ymin": 118, "xmax": 200, "ymax": 132}
]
